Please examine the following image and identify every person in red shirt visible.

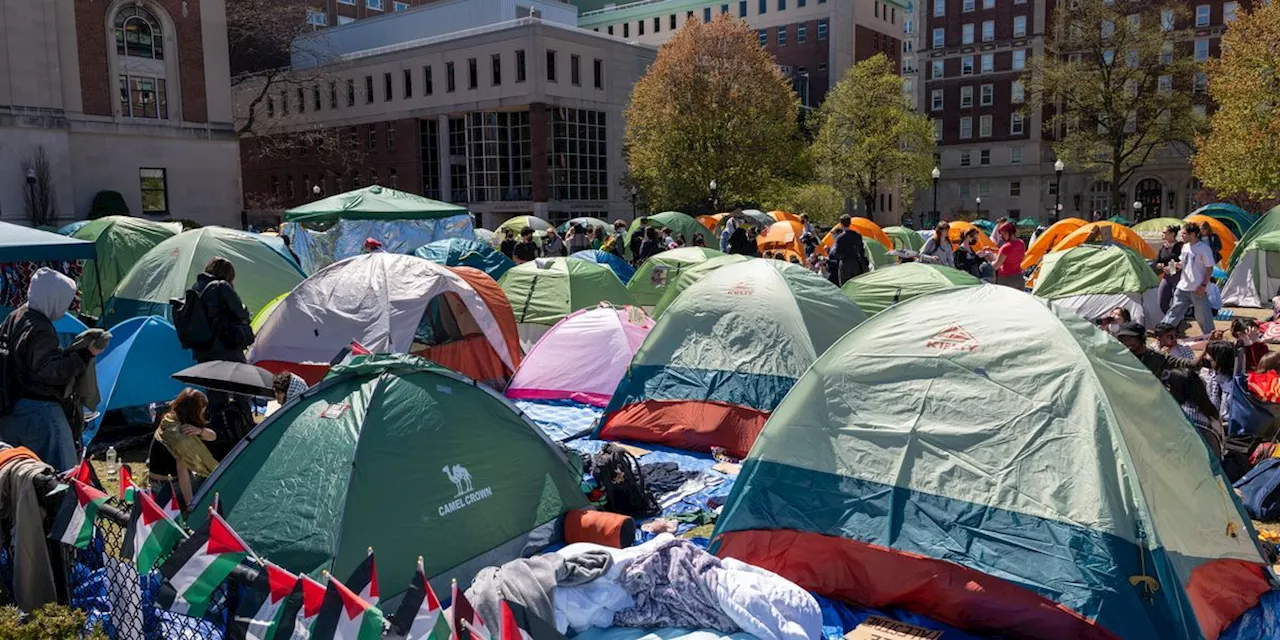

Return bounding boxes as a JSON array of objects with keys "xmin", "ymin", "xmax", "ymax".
[
  {"xmin": 1231, "ymin": 318, "xmax": 1269, "ymax": 371},
  {"xmin": 986, "ymin": 222, "xmax": 1026, "ymax": 289}
]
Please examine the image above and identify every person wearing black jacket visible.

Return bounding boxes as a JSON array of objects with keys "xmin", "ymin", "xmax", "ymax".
[
  {"xmin": 499, "ymin": 229, "xmax": 517, "ymax": 259},
  {"xmin": 189, "ymin": 258, "xmax": 254, "ymax": 364},
  {"xmin": 629, "ymin": 218, "xmax": 649, "ymax": 264},
  {"xmin": 831, "ymin": 215, "xmax": 869, "ymax": 285}
]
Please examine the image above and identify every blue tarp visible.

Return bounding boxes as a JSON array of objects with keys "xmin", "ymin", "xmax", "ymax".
[
  {"xmin": 570, "ymin": 250, "xmax": 635, "ymax": 284},
  {"xmin": 0, "ymin": 221, "xmax": 97, "ymax": 262},
  {"xmin": 86, "ymin": 315, "xmax": 195, "ymax": 443},
  {"xmin": 282, "ymin": 216, "xmax": 474, "ymax": 275},
  {"xmin": 515, "ymin": 399, "xmax": 601, "ymax": 442}
]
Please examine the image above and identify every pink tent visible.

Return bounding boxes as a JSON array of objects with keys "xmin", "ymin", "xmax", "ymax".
[{"xmin": 506, "ymin": 304, "xmax": 653, "ymax": 407}]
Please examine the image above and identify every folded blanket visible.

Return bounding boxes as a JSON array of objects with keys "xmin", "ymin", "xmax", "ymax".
[
  {"xmin": 467, "ymin": 550, "xmax": 613, "ymax": 639},
  {"xmin": 615, "ymin": 538, "xmax": 739, "ymax": 632}
]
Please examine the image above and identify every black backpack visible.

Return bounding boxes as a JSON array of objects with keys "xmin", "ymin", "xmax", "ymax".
[{"xmin": 170, "ymin": 285, "xmax": 217, "ymax": 351}]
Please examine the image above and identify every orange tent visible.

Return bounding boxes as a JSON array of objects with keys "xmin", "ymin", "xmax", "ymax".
[
  {"xmin": 697, "ymin": 214, "xmax": 724, "ymax": 231},
  {"xmin": 1049, "ymin": 221, "xmax": 1157, "ymax": 260},
  {"xmin": 944, "ymin": 221, "xmax": 999, "ymax": 252},
  {"xmin": 769, "ymin": 210, "xmax": 803, "ymax": 224},
  {"xmin": 758, "ymin": 221, "xmax": 808, "ymax": 256},
  {"xmin": 1185, "ymin": 214, "xmax": 1237, "ymax": 268},
  {"xmin": 821, "ymin": 217, "xmax": 893, "ymax": 252},
  {"xmin": 1021, "ymin": 218, "xmax": 1088, "ymax": 270}
]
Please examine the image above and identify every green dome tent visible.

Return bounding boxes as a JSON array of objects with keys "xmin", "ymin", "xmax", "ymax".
[
  {"xmin": 70, "ymin": 216, "xmax": 182, "ymax": 318},
  {"xmin": 651, "ymin": 254, "xmax": 752, "ymax": 318},
  {"xmin": 1227, "ymin": 205, "xmax": 1280, "ymax": 271},
  {"xmin": 627, "ymin": 247, "xmax": 728, "ymax": 307},
  {"xmin": 840, "ymin": 263, "xmax": 980, "ymax": 316},
  {"xmin": 103, "ymin": 227, "xmax": 305, "ymax": 326},
  {"xmin": 627, "ymin": 212, "xmax": 717, "ymax": 259},
  {"xmin": 500, "ymin": 258, "xmax": 635, "ymax": 350},
  {"xmin": 190, "ymin": 354, "xmax": 586, "ymax": 599},
  {"xmin": 881, "ymin": 226, "xmax": 925, "ymax": 252},
  {"xmin": 1222, "ymin": 229, "xmax": 1280, "ymax": 307},
  {"xmin": 1032, "ymin": 244, "xmax": 1161, "ymax": 325},
  {"xmin": 1131, "ymin": 217, "xmax": 1186, "ymax": 233}
]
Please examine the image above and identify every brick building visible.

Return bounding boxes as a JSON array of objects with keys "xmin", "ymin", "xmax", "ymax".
[
  {"xmin": 917, "ymin": 0, "xmax": 1243, "ymax": 225},
  {"xmin": 0, "ymin": 0, "xmax": 239, "ymax": 227}
]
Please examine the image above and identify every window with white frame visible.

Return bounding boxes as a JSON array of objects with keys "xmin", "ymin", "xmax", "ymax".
[
  {"xmin": 1011, "ymin": 147, "xmax": 1022, "ymax": 163},
  {"xmin": 960, "ymin": 116, "xmax": 973, "ymax": 138},
  {"xmin": 1195, "ymin": 39, "xmax": 1209, "ymax": 62},
  {"xmin": 933, "ymin": 27, "xmax": 944, "ymax": 47},
  {"xmin": 337, "ymin": 15, "xmax": 354, "ymax": 24},
  {"xmin": 115, "ymin": 6, "xmax": 163, "ymax": 59},
  {"xmin": 307, "ymin": 9, "xmax": 328, "ymax": 26},
  {"xmin": 963, "ymin": 0, "xmax": 974, "ymax": 11},
  {"xmin": 1011, "ymin": 113, "xmax": 1024, "ymax": 134},
  {"xmin": 140, "ymin": 168, "xmax": 168, "ymax": 214},
  {"xmin": 932, "ymin": 89, "xmax": 944, "ymax": 110},
  {"xmin": 367, "ymin": 0, "xmax": 384, "ymax": 10},
  {"xmin": 1161, "ymin": 8, "xmax": 1175, "ymax": 30},
  {"xmin": 1224, "ymin": 2, "xmax": 1238, "ymax": 23},
  {"xmin": 819, "ymin": 18, "xmax": 828, "ymax": 38},
  {"xmin": 798, "ymin": 23, "xmax": 807, "ymax": 42},
  {"xmin": 982, "ymin": 20, "xmax": 994, "ymax": 41},
  {"xmin": 981, "ymin": 53, "xmax": 993, "ymax": 73},
  {"xmin": 1194, "ymin": 71, "xmax": 1208, "ymax": 92},
  {"xmin": 962, "ymin": 55, "xmax": 974, "ymax": 74},
  {"xmin": 983, "ymin": 0, "xmax": 994, "ymax": 8},
  {"xmin": 959, "ymin": 185, "xmax": 971, "ymax": 198},
  {"xmin": 962, "ymin": 23, "xmax": 974, "ymax": 44},
  {"xmin": 960, "ymin": 85, "xmax": 973, "ymax": 107},
  {"xmin": 1011, "ymin": 80, "xmax": 1024, "ymax": 103},
  {"xmin": 759, "ymin": 29, "xmax": 767, "ymax": 45},
  {"xmin": 1196, "ymin": 4, "xmax": 1210, "ymax": 26},
  {"xmin": 394, "ymin": 1, "xmax": 410, "ymax": 10},
  {"xmin": 114, "ymin": 6, "xmax": 170, "ymax": 120},
  {"xmin": 338, "ymin": 0, "xmax": 354, "ymax": 5},
  {"xmin": 933, "ymin": 0, "xmax": 945, "ymax": 16},
  {"xmin": 980, "ymin": 84, "xmax": 993, "ymax": 105},
  {"xmin": 1101, "ymin": 20, "xmax": 1114, "ymax": 39},
  {"xmin": 1013, "ymin": 15, "xmax": 1026, "ymax": 37},
  {"xmin": 979, "ymin": 115, "xmax": 992, "ymax": 137},
  {"xmin": 933, "ymin": 60, "xmax": 944, "ymax": 78},
  {"xmin": 1126, "ymin": 50, "xmax": 1139, "ymax": 67},
  {"xmin": 960, "ymin": 150, "xmax": 971, "ymax": 166},
  {"xmin": 933, "ymin": 119, "xmax": 943, "ymax": 141},
  {"xmin": 1161, "ymin": 42, "xmax": 1174, "ymax": 64},
  {"xmin": 980, "ymin": 149, "xmax": 990, "ymax": 165},
  {"xmin": 1013, "ymin": 49, "xmax": 1026, "ymax": 70},
  {"xmin": 1010, "ymin": 181, "xmax": 1020, "ymax": 196},
  {"xmin": 978, "ymin": 181, "xmax": 990, "ymax": 196}
]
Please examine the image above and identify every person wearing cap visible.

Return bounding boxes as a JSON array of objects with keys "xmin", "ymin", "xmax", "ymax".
[
  {"xmin": 1152, "ymin": 322, "xmax": 1195, "ymax": 360},
  {"xmin": 362, "ymin": 237, "xmax": 383, "ymax": 253},
  {"xmin": 1115, "ymin": 321, "xmax": 1198, "ymax": 378},
  {"xmin": 1160, "ymin": 223, "xmax": 1216, "ymax": 336}
]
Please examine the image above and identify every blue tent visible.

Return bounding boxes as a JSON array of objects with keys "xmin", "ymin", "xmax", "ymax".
[
  {"xmin": 1191, "ymin": 203, "xmax": 1256, "ymax": 238},
  {"xmin": 57, "ymin": 221, "xmax": 91, "ymax": 236},
  {"xmin": 87, "ymin": 316, "xmax": 195, "ymax": 444},
  {"xmin": 412, "ymin": 238, "xmax": 514, "ymax": 280},
  {"xmin": 568, "ymin": 249, "xmax": 635, "ymax": 284},
  {"xmin": 54, "ymin": 314, "xmax": 88, "ymax": 348}
]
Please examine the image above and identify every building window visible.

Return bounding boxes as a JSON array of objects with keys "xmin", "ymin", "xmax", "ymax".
[
  {"xmin": 330, "ymin": 81, "xmax": 338, "ymax": 108},
  {"xmin": 139, "ymin": 168, "xmax": 167, "ymax": 214},
  {"xmin": 266, "ymin": 95, "xmax": 275, "ymax": 117},
  {"xmin": 978, "ymin": 181, "xmax": 990, "ymax": 197},
  {"xmin": 1158, "ymin": 74, "xmax": 1172, "ymax": 93},
  {"xmin": 347, "ymin": 79, "xmax": 355, "ymax": 106},
  {"xmin": 759, "ymin": 0, "xmax": 767, "ymax": 14},
  {"xmin": 446, "ymin": 62, "xmax": 456, "ymax": 92},
  {"xmin": 465, "ymin": 111, "xmax": 532, "ymax": 202},
  {"xmin": 1012, "ymin": 49, "xmax": 1026, "ymax": 70},
  {"xmin": 307, "ymin": 9, "xmax": 328, "ymax": 26},
  {"xmin": 489, "ymin": 54, "xmax": 500, "ymax": 86},
  {"xmin": 365, "ymin": 75, "xmax": 374, "ymax": 103},
  {"xmin": 779, "ymin": 0, "xmax": 786, "ymax": 9},
  {"xmin": 933, "ymin": 119, "xmax": 943, "ymax": 141},
  {"xmin": 1011, "ymin": 80, "xmax": 1025, "ymax": 103},
  {"xmin": 1009, "ymin": 181, "xmax": 1021, "ymax": 196},
  {"xmin": 367, "ymin": 0, "xmax": 383, "ymax": 10},
  {"xmin": 114, "ymin": 6, "xmax": 163, "ymax": 60},
  {"xmin": 959, "ymin": 185, "xmax": 970, "ymax": 199},
  {"xmin": 961, "ymin": 55, "xmax": 974, "ymax": 75},
  {"xmin": 1194, "ymin": 71, "xmax": 1208, "ymax": 93},
  {"xmin": 797, "ymin": 23, "xmax": 807, "ymax": 43},
  {"xmin": 118, "ymin": 75, "xmax": 168, "ymax": 119},
  {"xmin": 1013, "ymin": 15, "xmax": 1026, "ymax": 37},
  {"xmin": 963, "ymin": 0, "xmax": 974, "ymax": 11},
  {"xmin": 279, "ymin": 90, "xmax": 288, "ymax": 115},
  {"xmin": 1161, "ymin": 8, "xmax": 1175, "ymax": 31},
  {"xmin": 818, "ymin": 18, "xmax": 828, "ymax": 40},
  {"xmin": 403, "ymin": 69, "xmax": 413, "ymax": 98},
  {"xmin": 759, "ymin": 29, "xmax": 768, "ymax": 46},
  {"xmin": 1011, "ymin": 113, "xmax": 1024, "ymax": 134},
  {"xmin": 424, "ymin": 66, "xmax": 434, "ymax": 94},
  {"xmin": 638, "ymin": 19, "xmax": 645, "ymax": 35},
  {"xmin": 419, "ymin": 119, "xmax": 441, "ymax": 199},
  {"xmin": 960, "ymin": 116, "xmax": 972, "ymax": 138},
  {"xmin": 980, "ymin": 149, "xmax": 990, "ymax": 165},
  {"xmin": 979, "ymin": 115, "xmax": 992, "ymax": 137},
  {"xmin": 1011, "ymin": 147, "xmax": 1022, "ymax": 163},
  {"xmin": 466, "ymin": 58, "xmax": 477, "ymax": 89},
  {"xmin": 960, "ymin": 85, "xmax": 973, "ymax": 107},
  {"xmin": 933, "ymin": 0, "xmax": 944, "ymax": 17},
  {"xmin": 593, "ymin": 58, "xmax": 604, "ymax": 89},
  {"xmin": 549, "ymin": 108, "xmax": 608, "ymax": 201},
  {"xmin": 1194, "ymin": 39, "xmax": 1209, "ymax": 62},
  {"xmin": 367, "ymin": 124, "xmax": 377, "ymax": 150},
  {"xmin": 1224, "ymin": 2, "xmax": 1238, "ymax": 23},
  {"xmin": 394, "ymin": 1, "xmax": 409, "ymax": 10},
  {"xmin": 623, "ymin": 22, "xmax": 629, "ymax": 37},
  {"xmin": 389, "ymin": 167, "xmax": 398, "ymax": 189},
  {"xmin": 704, "ymin": 6, "xmax": 712, "ymax": 22},
  {"xmin": 313, "ymin": 86, "xmax": 322, "ymax": 111},
  {"xmin": 348, "ymin": 127, "xmax": 357, "ymax": 150},
  {"xmin": 960, "ymin": 150, "xmax": 971, "ymax": 166},
  {"xmin": 607, "ymin": 25, "xmax": 614, "ymax": 35},
  {"xmin": 932, "ymin": 60, "xmax": 944, "ymax": 78},
  {"xmin": 983, "ymin": 0, "xmax": 994, "ymax": 8},
  {"xmin": 387, "ymin": 121, "xmax": 396, "ymax": 150},
  {"xmin": 931, "ymin": 89, "xmax": 943, "ymax": 110},
  {"xmin": 778, "ymin": 25, "xmax": 787, "ymax": 45},
  {"xmin": 515, "ymin": 50, "xmax": 526, "ymax": 83},
  {"xmin": 1161, "ymin": 42, "xmax": 1174, "ymax": 64},
  {"xmin": 337, "ymin": 15, "xmax": 354, "ymax": 25},
  {"xmin": 981, "ymin": 20, "xmax": 993, "ymax": 42},
  {"xmin": 297, "ymin": 87, "xmax": 306, "ymax": 113},
  {"xmin": 272, "ymin": 176, "xmax": 280, "ymax": 196},
  {"xmin": 980, "ymin": 83, "xmax": 992, "ymax": 106},
  {"xmin": 932, "ymin": 27, "xmax": 944, "ymax": 47},
  {"xmin": 962, "ymin": 23, "xmax": 974, "ymax": 44},
  {"xmin": 384, "ymin": 72, "xmax": 393, "ymax": 101},
  {"xmin": 980, "ymin": 53, "xmax": 993, "ymax": 73},
  {"xmin": 547, "ymin": 50, "xmax": 557, "ymax": 82},
  {"xmin": 1195, "ymin": 4, "xmax": 1210, "ymax": 27}
]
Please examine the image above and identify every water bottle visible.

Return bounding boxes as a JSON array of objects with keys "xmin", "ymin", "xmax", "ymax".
[{"xmin": 105, "ymin": 446, "xmax": 118, "ymax": 476}]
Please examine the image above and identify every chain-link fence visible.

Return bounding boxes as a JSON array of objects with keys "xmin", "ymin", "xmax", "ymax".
[{"xmin": 0, "ymin": 495, "xmax": 246, "ymax": 639}]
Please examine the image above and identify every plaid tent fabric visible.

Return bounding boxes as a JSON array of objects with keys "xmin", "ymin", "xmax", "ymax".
[{"xmin": 0, "ymin": 260, "xmax": 83, "ymax": 311}]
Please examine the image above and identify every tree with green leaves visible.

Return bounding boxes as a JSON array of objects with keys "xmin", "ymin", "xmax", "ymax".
[
  {"xmin": 763, "ymin": 183, "xmax": 845, "ymax": 227},
  {"xmin": 811, "ymin": 54, "xmax": 934, "ymax": 223},
  {"xmin": 624, "ymin": 14, "xmax": 804, "ymax": 213},
  {"xmin": 1194, "ymin": 0, "xmax": 1280, "ymax": 201},
  {"xmin": 1023, "ymin": 0, "xmax": 1203, "ymax": 216}
]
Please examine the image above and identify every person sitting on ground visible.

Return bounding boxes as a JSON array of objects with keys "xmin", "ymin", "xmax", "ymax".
[
  {"xmin": 273, "ymin": 371, "xmax": 309, "ymax": 405},
  {"xmin": 150, "ymin": 388, "xmax": 220, "ymax": 507},
  {"xmin": 1152, "ymin": 322, "xmax": 1196, "ymax": 360},
  {"xmin": 1231, "ymin": 318, "xmax": 1269, "ymax": 372},
  {"xmin": 1115, "ymin": 322, "xmax": 1199, "ymax": 378},
  {"xmin": 1199, "ymin": 340, "xmax": 1236, "ymax": 426},
  {"xmin": 1163, "ymin": 367, "xmax": 1226, "ymax": 459},
  {"xmin": 513, "ymin": 227, "xmax": 540, "ymax": 264},
  {"xmin": 1096, "ymin": 306, "xmax": 1132, "ymax": 335},
  {"xmin": 499, "ymin": 229, "xmax": 517, "ymax": 259}
]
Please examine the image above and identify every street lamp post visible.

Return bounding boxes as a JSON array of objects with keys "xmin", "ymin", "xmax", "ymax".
[
  {"xmin": 1133, "ymin": 200, "xmax": 1143, "ymax": 221},
  {"xmin": 709, "ymin": 180, "xmax": 718, "ymax": 213},
  {"xmin": 1053, "ymin": 159, "xmax": 1065, "ymax": 223},
  {"xmin": 975, "ymin": 197, "xmax": 982, "ymax": 220},
  {"xmin": 630, "ymin": 185, "xmax": 638, "ymax": 219},
  {"xmin": 24, "ymin": 168, "xmax": 36, "ymax": 222},
  {"xmin": 930, "ymin": 166, "xmax": 940, "ymax": 225},
  {"xmin": 312, "ymin": 184, "xmax": 322, "ymax": 200}
]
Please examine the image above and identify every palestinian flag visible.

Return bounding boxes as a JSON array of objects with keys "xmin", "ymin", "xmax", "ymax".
[
  {"xmin": 227, "ymin": 560, "xmax": 297, "ymax": 640},
  {"xmin": 391, "ymin": 557, "xmax": 451, "ymax": 640},
  {"xmin": 311, "ymin": 574, "xmax": 386, "ymax": 640},
  {"xmin": 152, "ymin": 482, "xmax": 184, "ymax": 523},
  {"xmin": 345, "ymin": 550, "xmax": 379, "ymax": 606},
  {"xmin": 331, "ymin": 340, "xmax": 373, "ymax": 367},
  {"xmin": 119, "ymin": 466, "xmax": 136, "ymax": 503},
  {"xmin": 48, "ymin": 479, "xmax": 109, "ymax": 549},
  {"xmin": 275, "ymin": 573, "xmax": 327, "ymax": 640},
  {"xmin": 156, "ymin": 511, "xmax": 254, "ymax": 618},
  {"xmin": 498, "ymin": 601, "xmax": 533, "ymax": 640},
  {"xmin": 452, "ymin": 580, "xmax": 489, "ymax": 640},
  {"xmin": 211, "ymin": 492, "xmax": 222, "ymax": 517},
  {"xmin": 121, "ymin": 487, "xmax": 186, "ymax": 574},
  {"xmin": 71, "ymin": 458, "xmax": 103, "ymax": 489}
]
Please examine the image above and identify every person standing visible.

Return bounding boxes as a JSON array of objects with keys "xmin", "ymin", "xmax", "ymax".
[
  {"xmin": 543, "ymin": 227, "xmax": 567, "ymax": 257},
  {"xmin": 720, "ymin": 208, "xmax": 742, "ymax": 253},
  {"xmin": 1154, "ymin": 226, "xmax": 1183, "ymax": 314},
  {"xmin": 607, "ymin": 220, "xmax": 627, "ymax": 257},
  {"xmin": 513, "ymin": 227, "xmax": 540, "ymax": 264},
  {"xmin": 919, "ymin": 222, "xmax": 954, "ymax": 266},
  {"xmin": 0, "ymin": 269, "xmax": 104, "ymax": 471},
  {"xmin": 499, "ymin": 229, "xmax": 517, "ymax": 259},
  {"xmin": 1161, "ymin": 223, "xmax": 1216, "ymax": 336},
  {"xmin": 567, "ymin": 224, "xmax": 592, "ymax": 253},
  {"xmin": 987, "ymin": 222, "xmax": 1026, "ymax": 289},
  {"xmin": 186, "ymin": 258, "xmax": 254, "ymax": 365},
  {"xmin": 831, "ymin": 215, "xmax": 868, "ymax": 285},
  {"xmin": 953, "ymin": 228, "xmax": 985, "ymax": 278}
]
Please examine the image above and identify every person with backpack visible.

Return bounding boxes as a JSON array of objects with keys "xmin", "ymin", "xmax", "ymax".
[
  {"xmin": 0, "ymin": 269, "xmax": 105, "ymax": 471},
  {"xmin": 176, "ymin": 257, "xmax": 254, "ymax": 364},
  {"xmin": 831, "ymin": 215, "xmax": 869, "ymax": 285}
]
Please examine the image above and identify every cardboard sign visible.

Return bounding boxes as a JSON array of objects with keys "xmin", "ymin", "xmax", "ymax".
[
  {"xmin": 844, "ymin": 616, "xmax": 943, "ymax": 640},
  {"xmin": 618, "ymin": 444, "xmax": 651, "ymax": 458},
  {"xmin": 712, "ymin": 461, "xmax": 741, "ymax": 476},
  {"xmin": 320, "ymin": 402, "xmax": 350, "ymax": 419}
]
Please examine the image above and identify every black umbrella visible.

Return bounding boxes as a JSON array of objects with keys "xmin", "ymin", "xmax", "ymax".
[{"xmin": 171, "ymin": 361, "xmax": 275, "ymax": 397}]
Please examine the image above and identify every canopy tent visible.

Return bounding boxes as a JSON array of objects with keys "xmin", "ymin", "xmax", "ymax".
[
  {"xmin": 1192, "ymin": 203, "xmax": 1256, "ymax": 238},
  {"xmin": 597, "ymin": 260, "xmax": 866, "ymax": 458},
  {"xmin": 283, "ymin": 185, "xmax": 467, "ymax": 223},
  {"xmin": 500, "ymin": 257, "xmax": 636, "ymax": 351},
  {"xmin": 506, "ymin": 304, "xmax": 653, "ymax": 408},
  {"xmin": 1031, "ymin": 244, "xmax": 1162, "ymax": 326},
  {"xmin": 0, "ymin": 221, "xmax": 97, "ymax": 262},
  {"xmin": 568, "ymin": 249, "xmax": 635, "ymax": 283},
  {"xmin": 1221, "ymin": 230, "xmax": 1280, "ymax": 307},
  {"xmin": 558, "ymin": 217, "xmax": 611, "ymax": 236},
  {"xmin": 651, "ymin": 254, "xmax": 752, "ymax": 318},
  {"xmin": 820, "ymin": 218, "xmax": 893, "ymax": 252},
  {"xmin": 1021, "ymin": 217, "xmax": 1088, "ymax": 269},
  {"xmin": 1186, "ymin": 214, "xmax": 1238, "ymax": 268},
  {"xmin": 840, "ymin": 263, "xmax": 980, "ymax": 316},
  {"xmin": 1049, "ymin": 221, "xmax": 1157, "ymax": 261},
  {"xmin": 882, "ymin": 226, "xmax": 925, "ymax": 252},
  {"xmin": 103, "ymin": 227, "xmax": 305, "ymax": 327},
  {"xmin": 190, "ymin": 354, "xmax": 586, "ymax": 601},
  {"xmin": 71, "ymin": 216, "xmax": 182, "ymax": 318},
  {"xmin": 86, "ymin": 316, "xmax": 196, "ymax": 444},
  {"xmin": 250, "ymin": 253, "xmax": 521, "ymax": 388},
  {"xmin": 712, "ymin": 285, "xmax": 1270, "ymax": 640},
  {"xmin": 626, "ymin": 247, "xmax": 728, "ymax": 307},
  {"xmin": 413, "ymin": 238, "xmax": 514, "ymax": 281},
  {"xmin": 756, "ymin": 221, "xmax": 809, "ymax": 257},
  {"xmin": 627, "ymin": 211, "xmax": 717, "ymax": 258}
]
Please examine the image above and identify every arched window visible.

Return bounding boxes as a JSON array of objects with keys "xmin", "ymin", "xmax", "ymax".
[{"xmin": 114, "ymin": 6, "xmax": 163, "ymax": 60}]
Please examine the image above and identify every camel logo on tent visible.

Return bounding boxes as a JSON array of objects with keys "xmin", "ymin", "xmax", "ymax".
[
  {"xmin": 927, "ymin": 325, "xmax": 979, "ymax": 352},
  {"xmin": 438, "ymin": 464, "xmax": 494, "ymax": 517},
  {"xmin": 726, "ymin": 282, "xmax": 754, "ymax": 296}
]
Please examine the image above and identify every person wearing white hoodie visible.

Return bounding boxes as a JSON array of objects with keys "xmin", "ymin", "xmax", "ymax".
[{"xmin": 0, "ymin": 268, "xmax": 103, "ymax": 470}]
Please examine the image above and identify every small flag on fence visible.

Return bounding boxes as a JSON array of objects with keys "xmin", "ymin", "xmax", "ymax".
[
  {"xmin": 452, "ymin": 580, "xmax": 489, "ymax": 640},
  {"xmin": 391, "ymin": 557, "xmax": 451, "ymax": 640},
  {"xmin": 345, "ymin": 548, "xmax": 379, "ymax": 607},
  {"xmin": 276, "ymin": 572, "xmax": 327, "ymax": 640},
  {"xmin": 49, "ymin": 479, "xmax": 109, "ymax": 549},
  {"xmin": 122, "ymin": 486, "xmax": 186, "ymax": 574},
  {"xmin": 311, "ymin": 573, "xmax": 387, "ymax": 640},
  {"xmin": 152, "ymin": 482, "xmax": 184, "ymax": 523},
  {"xmin": 119, "ymin": 466, "xmax": 136, "ymax": 503},
  {"xmin": 71, "ymin": 458, "xmax": 103, "ymax": 490},
  {"xmin": 156, "ymin": 510, "xmax": 254, "ymax": 619},
  {"xmin": 227, "ymin": 560, "xmax": 297, "ymax": 640}
]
